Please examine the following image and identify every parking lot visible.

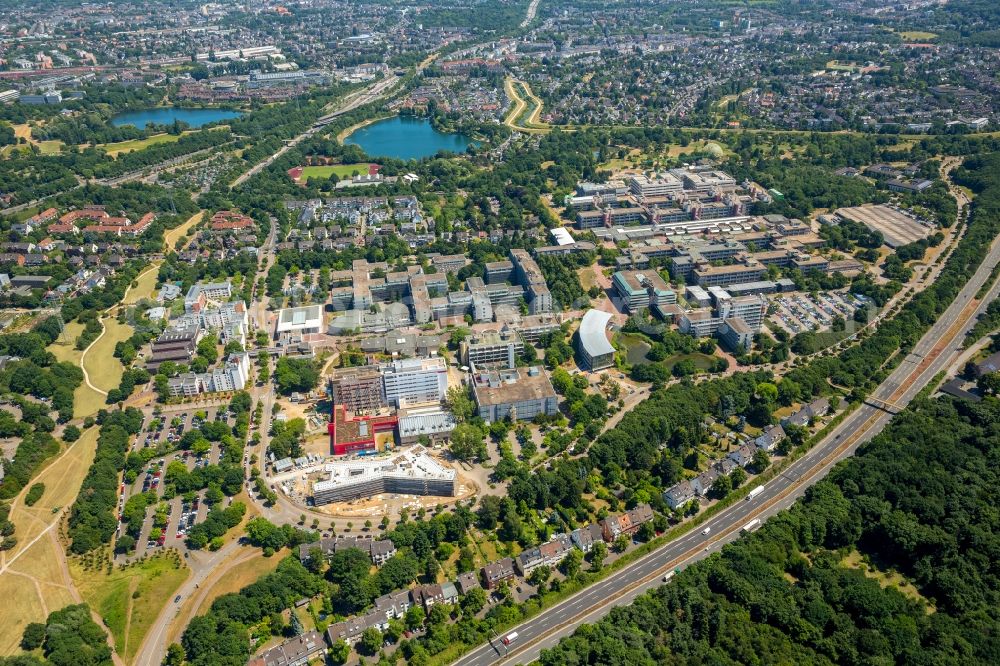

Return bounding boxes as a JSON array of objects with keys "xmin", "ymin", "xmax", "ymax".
[
  {"xmin": 116, "ymin": 406, "xmax": 234, "ymax": 560},
  {"xmin": 769, "ymin": 291, "xmax": 868, "ymax": 336}
]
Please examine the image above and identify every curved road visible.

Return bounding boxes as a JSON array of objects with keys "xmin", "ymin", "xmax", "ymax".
[{"xmin": 452, "ymin": 202, "xmax": 1000, "ymax": 666}]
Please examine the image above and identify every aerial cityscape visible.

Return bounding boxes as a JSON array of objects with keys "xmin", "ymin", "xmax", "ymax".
[{"xmin": 0, "ymin": 1, "xmax": 999, "ymax": 665}]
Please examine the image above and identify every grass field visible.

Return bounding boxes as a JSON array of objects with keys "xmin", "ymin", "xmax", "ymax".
[
  {"xmin": 124, "ymin": 264, "xmax": 161, "ymax": 305},
  {"xmin": 99, "ymin": 133, "xmax": 183, "ymax": 157},
  {"xmin": 70, "ymin": 552, "xmax": 190, "ymax": 661},
  {"xmin": 164, "ymin": 210, "xmax": 204, "ymax": 252},
  {"xmin": 82, "ymin": 316, "xmax": 132, "ymax": 394},
  {"xmin": 841, "ymin": 549, "xmax": 933, "ymax": 612},
  {"xmin": 578, "ymin": 266, "xmax": 600, "ymax": 290},
  {"xmin": 47, "ymin": 321, "xmax": 107, "ymax": 418},
  {"xmin": 195, "ymin": 552, "xmax": 280, "ymax": 615},
  {"xmin": 0, "ymin": 426, "xmax": 101, "ymax": 653},
  {"xmin": 663, "ymin": 352, "xmax": 717, "ymax": 374},
  {"xmin": 899, "ymin": 30, "xmax": 937, "ymax": 42},
  {"xmin": 6, "ymin": 122, "xmax": 63, "ymax": 155},
  {"xmin": 299, "ymin": 163, "xmax": 377, "ymax": 180},
  {"xmin": 37, "ymin": 140, "xmax": 63, "ymax": 155}
]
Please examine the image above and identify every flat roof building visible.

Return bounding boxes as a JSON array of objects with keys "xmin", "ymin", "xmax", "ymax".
[
  {"xmin": 612, "ymin": 270, "xmax": 677, "ymax": 313},
  {"xmin": 471, "ymin": 366, "xmax": 559, "ymax": 423},
  {"xmin": 276, "ymin": 305, "xmax": 323, "ymax": 335},
  {"xmin": 380, "ymin": 357, "xmax": 448, "ymax": 408},
  {"xmin": 461, "ymin": 327, "xmax": 524, "ymax": 369}
]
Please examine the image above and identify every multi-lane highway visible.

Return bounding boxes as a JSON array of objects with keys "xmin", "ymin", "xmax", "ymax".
[{"xmin": 453, "ymin": 203, "xmax": 1000, "ymax": 666}]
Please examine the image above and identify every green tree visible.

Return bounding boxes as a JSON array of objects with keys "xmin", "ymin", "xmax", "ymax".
[
  {"xmin": 449, "ymin": 423, "xmax": 486, "ymax": 462},
  {"xmin": 560, "ymin": 548, "xmax": 583, "ymax": 578},
  {"xmin": 731, "ymin": 467, "xmax": 747, "ymax": 488},
  {"xmin": 461, "ymin": 587, "xmax": 487, "ymax": 616},
  {"xmin": 330, "ymin": 639, "xmax": 351, "ymax": 664},
  {"xmin": 977, "ymin": 371, "xmax": 1000, "ymax": 395},
  {"xmin": 750, "ymin": 449, "xmax": 771, "ymax": 474},
  {"xmin": 589, "ymin": 541, "xmax": 607, "ymax": 570},
  {"xmin": 446, "ymin": 385, "xmax": 475, "ymax": 423},
  {"xmin": 20, "ymin": 622, "xmax": 45, "ymax": 651},
  {"xmin": 710, "ymin": 474, "xmax": 733, "ymax": 499}
]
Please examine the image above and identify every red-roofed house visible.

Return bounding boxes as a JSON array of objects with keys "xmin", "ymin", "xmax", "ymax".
[{"xmin": 210, "ymin": 210, "xmax": 254, "ymax": 232}]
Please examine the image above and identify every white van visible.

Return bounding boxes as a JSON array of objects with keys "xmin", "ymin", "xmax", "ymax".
[{"xmin": 701, "ymin": 526, "xmax": 711, "ymax": 536}]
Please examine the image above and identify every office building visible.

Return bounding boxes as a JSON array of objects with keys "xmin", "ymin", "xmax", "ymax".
[
  {"xmin": 628, "ymin": 173, "xmax": 684, "ymax": 200},
  {"xmin": 577, "ymin": 309, "xmax": 616, "ymax": 371},
  {"xmin": 461, "ymin": 327, "xmax": 523, "ymax": 368},
  {"xmin": 380, "ymin": 357, "xmax": 448, "ymax": 408},
  {"xmin": 276, "ymin": 305, "xmax": 323, "ymax": 335},
  {"xmin": 612, "ymin": 270, "xmax": 677, "ymax": 313},
  {"xmin": 471, "ymin": 366, "xmax": 559, "ymax": 422}
]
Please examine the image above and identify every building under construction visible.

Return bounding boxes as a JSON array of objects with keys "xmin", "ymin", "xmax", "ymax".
[{"xmin": 312, "ymin": 446, "xmax": 456, "ymax": 505}]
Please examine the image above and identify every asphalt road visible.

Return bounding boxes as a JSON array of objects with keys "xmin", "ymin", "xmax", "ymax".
[{"xmin": 453, "ymin": 206, "xmax": 1000, "ymax": 666}]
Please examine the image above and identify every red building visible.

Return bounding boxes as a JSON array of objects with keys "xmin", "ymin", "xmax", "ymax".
[{"xmin": 328, "ymin": 405, "xmax": 398, "ymax": 456}]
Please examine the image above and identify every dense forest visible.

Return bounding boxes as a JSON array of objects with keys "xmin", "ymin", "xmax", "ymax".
[{"xmin": 539, "ymin": 394, "xmax": 1000, "ymax": 665}]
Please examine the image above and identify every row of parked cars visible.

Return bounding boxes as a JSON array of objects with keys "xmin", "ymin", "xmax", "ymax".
[{"xmin": 176, "ymin": 498, "xmax": 200, "ymax": 539}]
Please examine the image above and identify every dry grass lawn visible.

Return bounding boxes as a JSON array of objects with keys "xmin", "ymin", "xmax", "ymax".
[
  {"xmin": 841, "ymin": 549, "xmax": 933, "ymax": 612},
  {"xmin": 82, "ymin": 316, "xmax": 132, "ymax": 393},
  {"xmin": 167, "ymin": 547, "xmax": 281, "ymax": 646},
  {"xmin": 99, "ymin": 133, "xmax": 182, "ymax": 157},
  {"xmin": 124, "ymin": 264, "xmax": 161, "ymax": 305},
  {"xmin": 0, "ymin": 427, "xmax": 100, "ymax": 653},
  {"xmin": 47, "ymin": 321, "xmax": 107, "ymax": 418},
  {"xmin": 70, "ymin": 552, "xmax": 190, "ymax": 662},
  {"xmin": 164, "ymin": 211, "xmax": 203, "ymax": 252}
]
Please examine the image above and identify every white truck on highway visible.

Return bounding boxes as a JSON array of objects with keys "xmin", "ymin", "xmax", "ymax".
[
  {"xmin": 746, "ymin": 485, "xmax": 765, "ymax": 501},
  {"xmin": 502, "ymin": 631, "xmax": 518, "ymax": 646},
  {"xmin": 741, "ymin": 518, "xmax": 762, "ymax": 534}
]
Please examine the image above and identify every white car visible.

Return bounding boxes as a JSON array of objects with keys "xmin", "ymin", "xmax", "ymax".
[{"xmin": 702, "ymin": 527, "xmax": 711, "ymax": 536}]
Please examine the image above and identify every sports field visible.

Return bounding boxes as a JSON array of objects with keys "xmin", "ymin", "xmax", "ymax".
[{"xmin": 299, "ymin": 163, "xmax": 377, "ymax": 180}]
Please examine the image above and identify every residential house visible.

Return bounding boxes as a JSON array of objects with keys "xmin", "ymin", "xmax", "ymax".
[
  {"xmin": 570, "ymin": 523, "xmax": 604, "ymax": 553},
  {"xmin": 601, "ymin": 504, "xmax": 654, "ymax": 541},
  {"xmin": 781, "ymin": 398, "xmax": 830, "ymax": 428},
  {"xmin": 690, "ymin": 468, "xmax": 720, "ymax": 497},
  {"xmin": 663, "ymin": 480, "xmax": 696, "ymax": 510},
  {"xmin": 247, "ymin": 630, "xmax": 325, "ymax": 666},
  {"xmin": 754, "ymin": 424, "xmax": 786, "ymax": 452},
  {"xmin": 441, "ymin": 582, "xmax": 459, "ymax": 605},
  {"xmin": 411, "ymin": 583, "xmax": 445, "ymax": 611},
  {"xmin": 373, "ymin": 589, "xmax": 412, "ymax": 621},
  {"xmin": 727, "ymin": 443, "xmax": 758, "ymax": 468},
  {"xmin": 481, "ymin": 557, "xmax": 516, "ymax": 589},
  {"xmin": 455, "ymin": 571, "xmax": 481, "ymax": 594}
]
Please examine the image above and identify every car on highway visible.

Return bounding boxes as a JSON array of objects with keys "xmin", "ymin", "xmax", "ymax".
[{"xmin": 702, "ymin": 527, "xmax": 711, "ymax": 535}]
